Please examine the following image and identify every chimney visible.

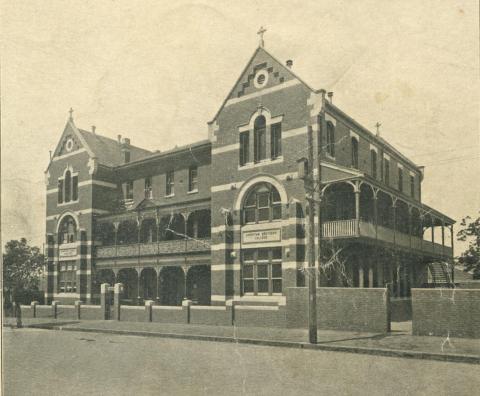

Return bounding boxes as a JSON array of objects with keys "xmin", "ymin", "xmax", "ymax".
[
  {"xmin": 117, "ymin": 134, "xmax": 122, "ymax": 144},
  {"xmin": 286, "ymin": 59, "xmax": 293, "ymax": 68},
  {"xmin": 122, "ymin": 138, "xmax": 131, "ymax": 146},
  {"xmin": 92, "ymin": 125, "xmax": 96, "ymax": 135},
  {"xmin": 327, "ymin": 92, "xmax": 334, "ymax": 103}
]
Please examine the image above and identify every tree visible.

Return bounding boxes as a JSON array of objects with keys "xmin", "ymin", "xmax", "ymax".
[
  {"xmin": 3, "ymin": 238, "xmax": 45, "ymax": 312},
  {"xmin": 456, "ymin": 214, "xmax": 480, "ymax": 279}
]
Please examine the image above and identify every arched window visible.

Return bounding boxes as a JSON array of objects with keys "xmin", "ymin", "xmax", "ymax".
[
  {"xmin": 243, "ymin": 183, "xmax": 282, "ymax": 224},
  {"xmin": 58, "ymin": 215, "xmax": 77, "ymax": 244},
  {"xmin": 351, "ymin": 137, "xmax": 359, "ymax": 169},
  {"xmin": 371, "ymin": 149, "xmax": 377, "ymax": 178},
  {"xmin": 64, "ymin": 170, "xmax": 71, "ymax": 202},
  {"xmin": 326, "ymin": 122, "xmax": 335, "ymax": 157},
  {"xmin": 254, "ymin": 116, "xmax": 266, "ymax": 163},
  {"xmin": 57, "ymin": 168, "xmax": 78, "ymax": 204}
]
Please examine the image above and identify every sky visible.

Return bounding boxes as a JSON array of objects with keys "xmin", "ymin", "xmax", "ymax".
[{"xmin": 1, "ymin": 0, "xmax": 479, "ymax": 254}]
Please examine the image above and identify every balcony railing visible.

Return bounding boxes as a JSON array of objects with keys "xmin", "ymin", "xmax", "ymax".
[
  {"xmin": 95, "ymin": 238, "xmax": 211, "ymax": 258},
  {"xmin": 322, "ymin": 219, "xmax": 453, "ymax": 257}
]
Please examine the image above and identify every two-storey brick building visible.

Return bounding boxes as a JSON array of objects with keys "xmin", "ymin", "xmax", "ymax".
[{"xmin": 44, "ymin": 43, "xmax": 454, "ymax": 306}]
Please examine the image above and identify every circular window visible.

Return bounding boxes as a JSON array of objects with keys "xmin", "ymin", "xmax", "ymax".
[
  {"xmin": 65, "ymin": 138, "xmax": 74, "ymax": 152},
  {"xmin": 254, "ymin": 70, "xmax": 268, "ymax": 89}
]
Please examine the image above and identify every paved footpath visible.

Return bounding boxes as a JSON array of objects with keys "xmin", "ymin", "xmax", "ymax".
[{"xmin": 3, "ymin": 317, "xmax": 479, "ymax": 364}]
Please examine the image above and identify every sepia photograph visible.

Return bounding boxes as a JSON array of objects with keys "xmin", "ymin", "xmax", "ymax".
[{"xmin": 1, "ymin": 1, "xmax": 479, "ymax": 395}]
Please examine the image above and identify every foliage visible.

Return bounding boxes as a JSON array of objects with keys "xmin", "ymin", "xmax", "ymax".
[
  {"xmin": 3, "ymin": 238, "xmax": 45, "ymax": 306},
  {"xmin": 456, "ymin": 214, "xmax": 480, "ymax": 279}
]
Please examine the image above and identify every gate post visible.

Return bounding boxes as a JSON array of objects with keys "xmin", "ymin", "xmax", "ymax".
[
  {"xmin": 182, "ymin": 299, "xmax": 192, "ymax": 324},
  {"xmin": 31, "ymin": 301, "xmax": 38, "ymax": 318},
  {"xmin": 113, "ymin": 283, "xmax": 124, "ymax": 321},
  {"xmin": 100, "ymin": 283, "xmax": 109, "ymax": 320}
]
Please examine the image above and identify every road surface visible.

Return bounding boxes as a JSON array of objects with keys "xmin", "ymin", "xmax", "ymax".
[{"xmin": 2, "ymin": 327, "xmax": 477, "ymax": 395}]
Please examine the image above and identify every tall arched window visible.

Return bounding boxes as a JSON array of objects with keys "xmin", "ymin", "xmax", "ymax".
[
  {"xmin": 371, "ymin": 149, "xmax": 377, "ymax": 178},
  {"xmin": 58, "ymin": 215, "xmax": 77, "ymax": 244},
  {"xmin": 326, "ymin": 122, "xmax": 335, "ymax": 157},
  {"xmin": 243, "ymin": 183, "xmax": 282, "ymax": 224},
  {"xmin": 351, "ymin": 137, "xmax": 359, "ymax": 169},
  {"xmin": 254, "ymin": 116, "xmax": 266, "ymax": 163},
  {"xmin": 64, "ymin": 170, "xmax": 72, "ymax": 202}
]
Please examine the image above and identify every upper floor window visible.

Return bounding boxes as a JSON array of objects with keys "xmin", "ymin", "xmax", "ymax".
[
  {"xmin": 166, "ymin": 170, "xmax": 174, "ymax": 196},
  {"xmin": 410, "ymin": 175, "xmax": 415, "ymax": 197},
  {"xmin": 371, "ymin": 150, "xmax": 377, "ymax": 179},
  {"xmin": 398, "ymin": 167, "xmax": 403, "ymax": 192},
  {"xmin": 239, "ymin": 132, "xmax": 249, "ymax": 166},
  {"xmin": 188, "ymin": 166, "xmax": 198, "ymax": 192},
  {"xmin": 254, "ymin": 116, "xmax": 267, "ymax": 163},
  {"xmin": 384, "ymin": 159, "xmax": 390, "ymax": 185},
  {"xmin": 125, "ymin": 181, "xmax": 134, "ymax": 200},
  {"xmin": 144, "ymin": 176, "xmax": 152, "ymax": 199},
  {"xmin": 124, "ymin": 151, "xmax": 131, "ymax": 164},
  {"xmin": 243, "ymin": 183, "xmax": 282, "ymax": 224},
  {"xmin": 270, "ymin": 123, "xmax": 282, "ymax": 159},
  {"xmin": 351, "ymin": 137, "xmax": 359, "ymax": 169},
  {"xmin": 58, "ymin": 169, "xmax": 78, "ymax": 204},
  {"xmin": 326, "ymin": 122, "xmax": 335, "ymax": 157},
  {"xmin": 58, "ymin": 215, "xmax": 77, "ymax": 244}
]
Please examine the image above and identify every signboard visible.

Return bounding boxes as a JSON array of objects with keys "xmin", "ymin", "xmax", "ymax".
[
  {"xmin": 59, "ymin": 248, "xmax": 77, "ymax": 258},
  {"xmin": 242, "ymin": 228, "xmax": 281, "ymax": 244}
]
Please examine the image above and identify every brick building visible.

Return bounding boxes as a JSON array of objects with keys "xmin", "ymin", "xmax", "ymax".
[{"xmin": 44, "ymin": 42, "xmax": 454, "ymax": 306}]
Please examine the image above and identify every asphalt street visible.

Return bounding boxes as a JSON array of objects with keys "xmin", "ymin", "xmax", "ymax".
[{"xmin": 3, "ymin": 327, "xmax": 478, "ymax": 396}]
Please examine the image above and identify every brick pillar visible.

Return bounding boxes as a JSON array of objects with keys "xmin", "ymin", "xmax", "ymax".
[
  {"xmin": 113, "ymin": 283, "xmax": 123, "ymax": 321},
  {"xmin": 52, "ymin": 300, "xmax": 59, "ymax": 319},
  {"xmin": 31, "ymin": 301, "xmax": 38, "ymax": 318},
  {"xmin": 145, "ymin": 300, "xmax": 153, "ymax": 322},
  {"xmin": 75, "ymin": 300, "xmax": 82, "ymax": 319},
  {"xmin": 78, "ymin": 229, "xmax": 91, "ymax": 304},
  {"xmin": 100, "ymin": 283, "xmax": 109, "ymax": 320},
  {"xmin": 45, "ymin": 234, "xmax": 55, "ymax": 305},
  {"xmin": 182, "ymin": 299, "xmax": 192, "ymax": 324}
]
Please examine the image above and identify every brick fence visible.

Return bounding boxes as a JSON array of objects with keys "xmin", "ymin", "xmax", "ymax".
[
  {"xmin": 18, "ymin": 286, "xmax": 390, "ymax": 333},
  {"xmin": 286, "ymin": 287, "xmax": 390, "ymax": 333},
  {"xmin": 412, "ymin": 288, "xmax": 480, "ymax": 338}
]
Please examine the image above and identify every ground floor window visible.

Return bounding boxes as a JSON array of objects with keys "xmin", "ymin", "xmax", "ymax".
[
  {"xmin": 58, "ymin": 261, "xmax": 77, "ymax": 293},
  {"xmin": 242, "ymin": 248, "xmax": 282, "ymax": 295}
]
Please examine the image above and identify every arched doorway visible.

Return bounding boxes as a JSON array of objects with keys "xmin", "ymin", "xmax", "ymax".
[
  {"xmin": 140, "ymin": 268, "xmax": 157, "ymax": 300},
  {"xmin": 117, "ymin": 268, "xmax": 138, "ymax": 305},
  {"xmin": 159, "ymin": 267, "xmax": 185, "ymax": 306},
  {"xmin": 186, "ymin": 265, "xmax": 211, "ymax": 305}
]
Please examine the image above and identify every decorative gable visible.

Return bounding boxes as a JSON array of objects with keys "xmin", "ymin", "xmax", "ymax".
[
  {"xmin": 57, "ymin": 133, "xmax": 82, "ymax": 156},
  {"xmin": 227, "ymin": 47, "xmax": 298, "ymax": 101}
]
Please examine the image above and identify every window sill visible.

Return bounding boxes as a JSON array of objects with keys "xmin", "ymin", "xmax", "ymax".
[
  {"xmin": 187, "ymin": 189, "xmax": 198, "ymax": 195},
  {"xmin": 164, "ymin": 194, "xmax": 175, "ymax": 198},
  {"xmin": 57, "ymin": 200, "xmax": 79, "ymax": 207},
  {"xmin": 239, "ymin": 156, "xmax": 284, "ymax": 170}
]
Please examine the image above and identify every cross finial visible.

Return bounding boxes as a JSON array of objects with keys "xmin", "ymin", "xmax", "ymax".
[
  {"xmin": 68, "ymin": 107, "xmax": 74, "ymax": 122},
  {"xmin": 257, "ymin": 26, "xmax": 267, "ymax": 48},
  {"xmin": 375, "ymin": 122, "xmax": 382, "ymax": 136}
]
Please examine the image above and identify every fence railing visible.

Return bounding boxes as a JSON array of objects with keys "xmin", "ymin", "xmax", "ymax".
[
  {"xmin": 322, "ymin": 219, "xmax": 452, "ymax": 257},
  {"xmin": 96, "ymin": 238, "xmax": 211, "ymax": 258}
]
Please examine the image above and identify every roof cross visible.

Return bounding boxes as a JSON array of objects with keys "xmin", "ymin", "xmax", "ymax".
[
  {"xmin": 69, "ymin": 107, "xmax": 74, "ymax": 121},
  {"xmin": 257, "ymin": 26, "xmax": 267, "ymax": 48},
  {"xmin": 375, "ymin": 122, "xmax": 382, "ymax": 136}
]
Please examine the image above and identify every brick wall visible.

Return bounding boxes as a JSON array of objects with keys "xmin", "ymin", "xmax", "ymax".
[
  {"xmin": 151, "ymin": 306, "xmax": 186, "ymax": 324},
  {"xmin": 286, "ymin": 287, "xmax": 390, "ymax": 333},
  {"xmin": 234, "ymin": 305, "xmax": 287, "ymax": 328},
  {"xmin": 80, "ymin": 305, "xmax": 104, "ymax": 320},
  {"xmin": 412, "ymin": 288, "xmax": 480, "ymax": 338},
  {"xmin": 190, "ymin": 306, "xmax": 231, "ymax": 326},
  {"xmin": 56, "ymin": 305, "xmax": 78, "ymax": 320},
  {"xmin": 119, "ymin": 306, "xmax": 147, "ymax": 322}
]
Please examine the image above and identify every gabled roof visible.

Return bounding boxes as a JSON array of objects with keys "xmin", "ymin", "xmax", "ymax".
[
  {"xmin": 209, "ymin": 45, "xmax": 316, "ymax": 124},
  {"xmin": 77, "ymin": 128, "xmax": 152, "ymax": 167}
]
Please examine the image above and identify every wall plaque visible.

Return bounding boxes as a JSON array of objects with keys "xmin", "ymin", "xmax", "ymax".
[
  {"xmin": 59, "ymin": 247, "xmax": 77, "ymax": 258},
  {"xmin": 242, "ymin": 228, "xmax": 281, "ymax": 244}
]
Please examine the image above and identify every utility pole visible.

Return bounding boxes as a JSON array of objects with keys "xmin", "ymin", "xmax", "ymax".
[
  {"xmin": 306, "ymin": 123, "xmax": 317, "ymax": 344},
  {"xmin": 317, "ymin": 90, "xmax": 326, "ymax": 289}
]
